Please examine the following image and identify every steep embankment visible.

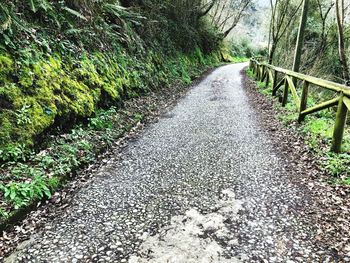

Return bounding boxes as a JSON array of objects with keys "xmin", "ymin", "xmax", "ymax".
[
  {"xmin": 0, "ymin": 1, "xmax": 222, "ymax": 154},
  {"xmin": 0, "ymin": 1, "xmax": 223, "ymax": 223}
]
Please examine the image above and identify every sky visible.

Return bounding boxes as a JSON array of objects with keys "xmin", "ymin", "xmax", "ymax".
[{"xmin": 256, "ymin": 0, "xmax": 270, "ymax": 8}]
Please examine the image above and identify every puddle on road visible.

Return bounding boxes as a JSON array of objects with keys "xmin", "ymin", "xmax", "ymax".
[{"xmin": 129, "ymin": 190, "xmax": 243, "ymax": 263}]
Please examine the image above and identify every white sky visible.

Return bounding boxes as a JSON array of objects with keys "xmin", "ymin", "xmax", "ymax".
[{"xmin": 255, "ymin": 0, "xmax": 270, "ymax": 7}]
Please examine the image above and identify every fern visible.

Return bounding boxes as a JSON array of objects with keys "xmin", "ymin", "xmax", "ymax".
[
  {"xmin": 0, "ymin": 3, "xmax": 30, "ymax": 34},
  {"xmin": 62, "ymin": 6, "xmax": 88, "ymax": 21},
  {"xmin": 29, "ymin": 0, "xmax": 37, "ymax": 13},
  {"xmin": 1, "ymin": 15, "xmax": 11, "ymax": 31},
  {"xmin": 103, "ymin": 3, "xmax": 145, "ymax": 25}
]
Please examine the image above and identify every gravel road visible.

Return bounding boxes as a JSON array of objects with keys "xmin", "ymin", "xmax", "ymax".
[{"xmin": 5, "ymin": 63, "xmax": 348, "ymax": 262}]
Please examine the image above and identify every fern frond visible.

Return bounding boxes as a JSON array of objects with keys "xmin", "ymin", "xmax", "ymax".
[
  {"xmin": 62, "ymin": 6, "xmax": 88, "ymax": 21},
  {"xmin": 29, "ymin": 0, "xmax": 37, "ymax": 13},
  {"xmin": 1, "ymin": 16, "xmax": 11, "ymax": 31},
  {"xmin": 103, "ymin": 3, "xmax": 146, "ymax": 23}
]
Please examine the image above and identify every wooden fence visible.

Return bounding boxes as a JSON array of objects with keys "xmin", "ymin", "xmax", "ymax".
[{"xmin": 249, "ymin": 59, "xmax": 350, "ymax": 153}]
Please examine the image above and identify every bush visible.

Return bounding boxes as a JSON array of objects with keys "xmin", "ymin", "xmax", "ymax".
[{"xmin": 230, "ymin": 38, "xmax": 268, "ymax": 59}]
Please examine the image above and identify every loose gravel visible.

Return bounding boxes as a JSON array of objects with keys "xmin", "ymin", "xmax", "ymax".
[{"xmin": 4, "ymin": 63, "xmax": 350, "ymax": 262}]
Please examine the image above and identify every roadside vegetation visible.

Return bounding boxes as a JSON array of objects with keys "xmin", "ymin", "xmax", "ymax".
[
  {"xmin": 268, "ymin": 0, "xmax": 350, "ymax": 84},
  {"xmin": 0, "ymin": 0, "xmax": 255, "ymax": 223},
  {"xmin": 243, "ymin": 0, "xmax": 350, "ymax": 186},
  {"xmin": 0, "ymin": 53, "xmax": 220, "ymax": 221},
  {"xmin": 246, "ymin": 69, "xmax": 350, "ymax": 186}
]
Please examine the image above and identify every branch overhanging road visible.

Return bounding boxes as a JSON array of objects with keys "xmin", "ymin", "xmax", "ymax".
[{"xmin": 5, "ymin": 63, "xmax": 348, "ymax": 262}]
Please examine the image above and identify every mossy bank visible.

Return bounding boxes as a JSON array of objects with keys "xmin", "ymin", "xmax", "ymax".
[
  {"xmin": 0, "ymin": 48, "xmax": 221, "ymax": 157},
  {"xmin": 0, "ymin": 0, "xmax": 229, "ymax": 223}
]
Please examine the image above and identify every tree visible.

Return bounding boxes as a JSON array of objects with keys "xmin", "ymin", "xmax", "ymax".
[
  {"xmin": 199, "ymin": 0, "xmax": 219, "ymax": 18},
  {"xmin": 292, "ymin": 0, "xmax": 309, "ymax": 73},
  {"xmin": 316, "ymin": 0, "xmax": 334, "ymax": 52},
  {"xmin": 209, "ymin": 0, "xmax": 253, "ymax": 38},
  {"xmin": 335, "ymin": 0, "xmax": 350, "ymax": 84},
  {"xmin": 268, "ymin": 0, "xmax": 303, "ymax": 64}
]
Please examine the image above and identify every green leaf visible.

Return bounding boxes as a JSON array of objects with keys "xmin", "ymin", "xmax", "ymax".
[
  {"xmin": 43, "ymin": 186, "xmax": 51, "ymax": 198},
  {"xmin": 10, "ymin": 190, "xmax": 16, "ymax": 200},
  {"xmin": 62, "ymin": 7, "xmax": 88, "ymax": 21},
  {"xmin": 29, "ymin": 0, "xmax": 37, "ymax": 13},
  {"xmin": 4, "ymin": 188, "xmax": 10, "ymax": 198}
]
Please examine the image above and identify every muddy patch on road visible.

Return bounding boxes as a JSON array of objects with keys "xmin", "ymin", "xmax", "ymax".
[{"xmin": 129, "ymin": 190, "xmax": 242, "ymax": 263}]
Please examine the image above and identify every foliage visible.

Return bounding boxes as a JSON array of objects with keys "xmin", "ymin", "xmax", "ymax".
[
  {"xmin": 231, "ymin": 38, "xmax": 267, "ymax": 58},
  {"xmin": 0, "ymin": 176, "xmax": 51, "ymax": 210},
  {"xmin": 246, "ymin": 69, "xmax": 255, "ymax": 78},
  {"xmin": 323, "ymin": 152, "xmax": 350, "ymax": 177},
  {"xmin": 0, "ymin": 0, "xmax": 226, "ymax": 220},
  {"xmin": 0, "ymin": 0, "xmax": 225, "ymax": 157},
  {"xmin": 247, "ymin": 68, "xmax": 350, "ymax": 185},
  {"xmin": 270, "ymin": 0, "xmax": 349, "ymax": 85},
  {"xmin": 88, "ymin": 107, "xmax": 117, "ymax": 130},
  {"xmin": 0, "ymin": 144, "xmax": 29, "ymax": 162},
  {"xmin": 0, "ymin": 49, "xmax": 221, "ymax": 219}
]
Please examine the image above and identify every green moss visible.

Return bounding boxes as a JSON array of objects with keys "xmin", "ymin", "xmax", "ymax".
[
  {"xmin": 0, "ymin": 54, "xmax": 14, "ymax": 85},
  {"xmin": 61, "ymin": 77, "xmax": 95, "ymax": 115},
  {"xmin": 0, "ymin": 83, "xmax": 23, "ymax": 105},
  {"xmin": 18, "ymin": 67, "xmax": 35, "ymax": 88},
  {"xmin": 26, "ymin": 98, "xmax": 56, "ymax": 136},
  {"xmin": 0, "ymin": 54, "xmax": 13, "ymax": 71},
  {"xmin": 0, "ymin": 112, "xmax": 13, "ymax": 145},
  {"xmin": 302, "ymin": 118, "xmax": 333, "ymax": 139},
  {"xmin": 0, "ymin": 47, "xmax": 221, "ymax": 154}
]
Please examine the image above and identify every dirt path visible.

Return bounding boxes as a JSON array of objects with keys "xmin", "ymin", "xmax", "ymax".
[{"xmin": 5, "ymin": 63, "xmax": 350, "ymax": 262}]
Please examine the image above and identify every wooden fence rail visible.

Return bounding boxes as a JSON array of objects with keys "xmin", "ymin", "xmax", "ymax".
[{"xmin": 249, "ymin": 59, "xmax": 350, "ymax": 153}]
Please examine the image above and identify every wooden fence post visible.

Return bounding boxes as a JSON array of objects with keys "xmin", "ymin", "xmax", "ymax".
[
  {"xmin": 261, "ymin": 65, "xmax": 266, "ymax": 82},
  {"xmin": 265, "ymin": 68, "xmax": 270, "ymax": 87},
  {"xmin": 331, "ymin": 93, "xmax": 348, "ymax": 153},
  {"xmin": 282, "ymin": 78, "xmax": 289, "ymax": 106},
  {"xmin": 272, "ymin": 70, "xmax": 278, "ymax": 96},
  {"xmin": 298, "ymin": 81, "xmax": 309, "ymax": 122}
]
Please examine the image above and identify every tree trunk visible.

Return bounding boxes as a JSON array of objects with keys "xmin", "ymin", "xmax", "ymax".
[
  {"xmin": 268, "ymin": 42, "xmax": 276, "ymax": 64},
  {"xmin": 292, "ymin": 0, "xmax": 309, "ymax": 73},
  {"xmin": 335, "ymin": 0, "xmax": 350, "ymax": 84},
  {"xmin": 199, "ymin": 0, "xmax": 217, "ymax": 18},
  {"xmin": 223, "ymin": 23, "xmax": 237, "ymax": 38},
  {"xmin": 267, "ymin": 18, "xmax": 272, "ymax": 59}
]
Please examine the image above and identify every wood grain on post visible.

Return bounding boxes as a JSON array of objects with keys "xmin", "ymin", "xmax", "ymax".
[
  {"xmin": 268, "ymin": 70, "xmax": 274, "ymax": 89},
  {"xmin": 273, "ymin": 78, "xmax": 284, "ymax": 96},
  {"xmin": 282, "ymin": 78, "xmax": 289, "ymax": 106},
  {"xmin": 264, "ymin": 67, "xmax": 269, "ymax": 87},
  {"xmin": 261, "ymin": 65, "xmax": 265, "ymax": 82},
  {"xmin": 286, "ymin": 76, "xmax": 301, "ymax": 110},
  {"xmin": 331, "ymin": 93, "xmax": 348, "ymax": 153},
  {"xmin": 249, "ymin": 59, "xmax": 350, "ymax": 153},
  {"xmin": 272, "ymin": 70, "xmax": 278, "ymax": 96},
  {"xmin": 300, "ymin": 97, "xmax": 339, "ymax": 119},
  {"xmin": 298, "ymin": 81, "xmax": 309, "ymax": 122}
]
